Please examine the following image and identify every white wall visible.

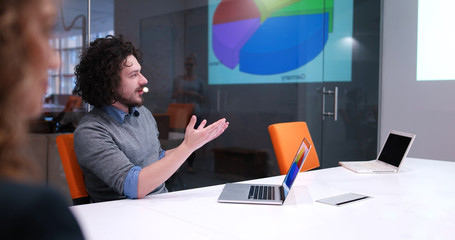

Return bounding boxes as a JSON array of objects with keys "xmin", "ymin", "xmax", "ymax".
[{"xmin": 381, "ymin": 0, "xmax": 455, "ymax": 161}]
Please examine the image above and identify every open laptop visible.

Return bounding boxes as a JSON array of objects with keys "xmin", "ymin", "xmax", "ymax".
[
  {"xmin": 218, "ymin": 137, "xmax": 311, "ymax": 205},
  {"xmin": 339, "ymin": 130, "xmax": 416, "ymax": 173}
]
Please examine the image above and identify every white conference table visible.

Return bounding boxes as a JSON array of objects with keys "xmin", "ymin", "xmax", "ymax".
[{"xmin": 71, "ymin": 158, "xmax": 455, "ymax": 240}]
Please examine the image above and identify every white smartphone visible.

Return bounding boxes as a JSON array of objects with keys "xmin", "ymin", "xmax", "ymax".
[{"xmin": 316, "ymin": 193, "xmax": 371, "ymax": 206}]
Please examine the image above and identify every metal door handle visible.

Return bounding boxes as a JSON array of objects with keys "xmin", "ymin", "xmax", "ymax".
[{"xmin": 322, "ymin": 86, "xmax": 338, "ymax": 121}]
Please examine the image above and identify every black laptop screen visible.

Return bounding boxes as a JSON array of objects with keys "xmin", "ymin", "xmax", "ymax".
[{"xmin": 378, "ymin": 133, "xmax": 413, "ymax": 167}]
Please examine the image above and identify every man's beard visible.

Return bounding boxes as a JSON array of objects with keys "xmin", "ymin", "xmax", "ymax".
[{"xmin": 115, "ymin": 89, "xmax": 145, "ymax": 109}]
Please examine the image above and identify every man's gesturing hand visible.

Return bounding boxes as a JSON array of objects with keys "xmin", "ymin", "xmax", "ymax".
[{"xmin": 183, "ymin": 115, "xmax": 229, "ymax": 151}]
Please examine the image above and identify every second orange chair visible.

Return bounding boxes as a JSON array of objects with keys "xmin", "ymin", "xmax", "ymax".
[{"xmin": 268, "ymin": 122, "xmax": 320, "ymax": 175}]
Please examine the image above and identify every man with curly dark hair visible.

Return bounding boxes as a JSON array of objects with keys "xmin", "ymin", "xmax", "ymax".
[{"xmin": 73, "ymin": 35, "xmax": 229, "ymax": 202}]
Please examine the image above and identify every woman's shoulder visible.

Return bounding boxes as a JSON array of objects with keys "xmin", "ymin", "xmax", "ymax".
[
  {"xmin": 0, "ymin": 180, "xmax": 69, "ymax": 211},
  {"xmin": 0, "ymin": 180, "xmax": 85, "ymax": 239}
]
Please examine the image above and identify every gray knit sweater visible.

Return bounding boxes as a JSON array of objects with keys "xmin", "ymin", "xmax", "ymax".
[{"xmin": 74, "ymin": 106, "xmax": 167, "ymax": 202}]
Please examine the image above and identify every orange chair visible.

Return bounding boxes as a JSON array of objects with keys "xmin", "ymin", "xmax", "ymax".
[
  {"xmin": 268, "ymin": 122, "xmax": 320, "ymax": 175},
  {"xmin": 56, "ymin": 134, "xmax": 90, "ymax": 205},
  {"xmin": 166, "ymin": 103, "xmax": 194, "ymax": 131}
]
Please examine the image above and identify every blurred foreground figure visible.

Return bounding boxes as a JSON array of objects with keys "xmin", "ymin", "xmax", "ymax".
[{"xmin": 0, "ymin": 0, "xmax": 84, "ymax": 239}]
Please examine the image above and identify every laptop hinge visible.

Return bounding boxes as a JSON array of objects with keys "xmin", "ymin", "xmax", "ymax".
[{"xmin": 279, "ymin": 186, "xmax": 285, "ymax": 201}]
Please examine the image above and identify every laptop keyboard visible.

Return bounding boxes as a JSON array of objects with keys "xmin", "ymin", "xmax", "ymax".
[
  {"xmin": 248, "ymin": 185, "xmax": 275, "ymax": 200},
  {"xmin": 350, "ymin": 161, "xmax": 395, "ymax": 171}
]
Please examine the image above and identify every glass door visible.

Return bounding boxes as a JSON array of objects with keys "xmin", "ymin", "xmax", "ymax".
[
  {"xmin": 318, "ymin": 0, "xmax": 381, "ymax": 168},
  {"xmin": 203, "ymin": 0, "xmax": 380, "ymax": 170}
]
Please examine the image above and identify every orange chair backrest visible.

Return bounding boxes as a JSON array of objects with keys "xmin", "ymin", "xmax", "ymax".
[
  {"xmin": 268, "ymin": 122, "xmax": 320, "ymax": 175},
  {"xmin": 56, "ymin": 134, "xmax": 88, "ymax": 200},
  {"xmin": 167, "ymin": 103, "xmax": 194, "ymax": 130}
]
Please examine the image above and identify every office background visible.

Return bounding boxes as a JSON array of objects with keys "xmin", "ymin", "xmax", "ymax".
[
  {"xmin": 31, "ymin": 0, "xmax": 454, "ymax": 203},
  {"xmin": 113, "ymin": 0, "xmax": 455, "ymax": 165},
  {"xmin": 114, "ymin": 0, "xmax": 381, "ymax": 172}
]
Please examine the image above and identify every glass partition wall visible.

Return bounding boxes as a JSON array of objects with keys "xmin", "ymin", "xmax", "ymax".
[
  {"xmin": 47, "ymin": 0, "xmax": 380, "ymax": 191},
  {"xmin": 32, "ymin": 0, "xmax": 113, "ymax": 134}
]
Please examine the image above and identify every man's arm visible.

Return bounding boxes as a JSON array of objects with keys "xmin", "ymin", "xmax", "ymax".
[{"xmin": 137, "ymin": 115, "xmax": 228, "ymax": 198}]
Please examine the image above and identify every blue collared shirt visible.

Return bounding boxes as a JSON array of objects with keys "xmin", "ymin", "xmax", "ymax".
[
  {"xmin": 103, "ymin": 105, "xmax": 165, "ymax": 199},
  {"xmin": 103, "ymin": 105, "xmax": 139, "ymax": 124}
]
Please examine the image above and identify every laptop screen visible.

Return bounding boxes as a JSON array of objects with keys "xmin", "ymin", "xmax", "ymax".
[
  {"xmin": 378, "ymin": 132, "xmax": 413, "ymax": 167},
  {"xmin": 281, "ymin": 138, "xmax": 311, "ymax": 198}
]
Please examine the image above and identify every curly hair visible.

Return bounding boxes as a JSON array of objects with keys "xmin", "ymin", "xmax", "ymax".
[{"xmin": 74, "ymin": 35, "xmax": 143, "ymax": 108}]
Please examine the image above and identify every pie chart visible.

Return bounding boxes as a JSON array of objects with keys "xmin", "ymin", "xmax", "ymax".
[{"xmin": 212, "ymin": 0, "xmax": 334, "ymax": 75}]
